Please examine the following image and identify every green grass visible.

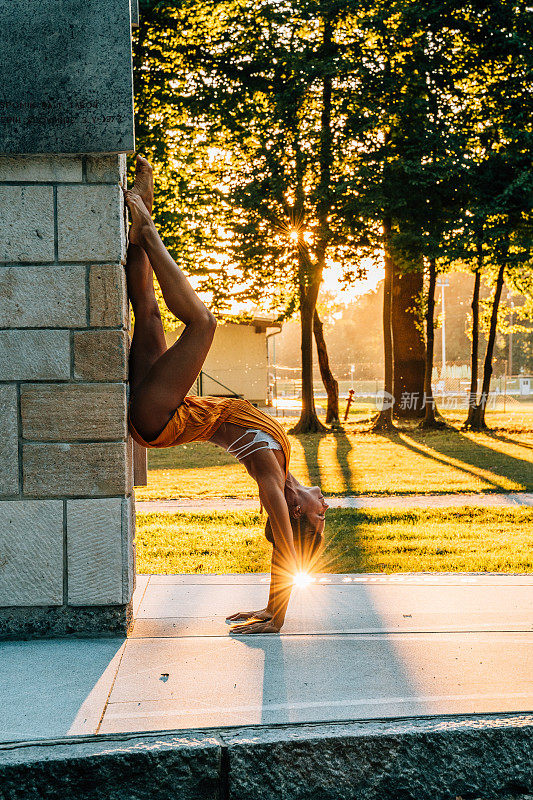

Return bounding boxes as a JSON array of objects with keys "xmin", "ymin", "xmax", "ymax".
[
  {"xmin": 323, "ymin": 399, "xmax": 533, "ymax": 424},
  {"xmin": 137, "ymin": 511, "xmax": 270, "ymax": 574},
  {"xmin": 136, "ymin": 423, "xmax": 533, "ymax": 500},
  {"xmin": 136, "ymin": 507, "xmax": 533, "ymax": 575}
]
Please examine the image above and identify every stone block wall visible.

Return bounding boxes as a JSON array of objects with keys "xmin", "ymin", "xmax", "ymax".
[{"xmin": 0, "ymin": 154, "xmax": 135, "ymax": 638}]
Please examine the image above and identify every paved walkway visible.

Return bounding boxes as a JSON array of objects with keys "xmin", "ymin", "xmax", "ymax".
[
  {"xmin": 1, "ymin": 572, "xmax": 532, "ymax": 742},
  {"xmin": 136, "ymin": 491, "xmax": 533, "ymax": 514}
]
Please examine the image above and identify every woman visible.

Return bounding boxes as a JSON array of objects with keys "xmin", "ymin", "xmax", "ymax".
[{"xmin": 124, "ymin": 156, "xmax": 329, "ymax": 634}]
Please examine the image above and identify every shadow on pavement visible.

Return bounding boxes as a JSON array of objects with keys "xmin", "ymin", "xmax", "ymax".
[
  {"xmin": 233, "ymin": 585, "xmax": 421, "ymax": 725},
  {"xmin": 0, "ymin": 637, "xmax": 125, "ymax": 742}
]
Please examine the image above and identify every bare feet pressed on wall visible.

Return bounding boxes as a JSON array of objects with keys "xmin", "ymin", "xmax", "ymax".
[
  {"xmin": 122, "ymin": 154, "xmax": 155, "ymax": 246},
  {"xmin": 123, "ymin": 189, "xmax": 154, "ymax": 246},
  {"xmin": 132, "ymin": 154, "xmax": 154, "ymax": 214}
]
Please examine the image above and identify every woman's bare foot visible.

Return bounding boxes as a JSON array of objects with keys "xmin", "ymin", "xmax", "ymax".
[
  {"xmin": 123, "ymin": 189, "xmax": 154, "ymax": 246},
  {"xmin": 132, "ymin": 154, "xmax": 154, "ymax": 214}
]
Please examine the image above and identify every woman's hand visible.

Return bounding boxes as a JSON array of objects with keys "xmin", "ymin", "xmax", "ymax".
[
  {"xmin": 229, "ymin": 619, "xmax": 281, "ymax": 635},
  {"xmin": 225, "ymin": 609, "xmax": 273, "ymax": 623}
]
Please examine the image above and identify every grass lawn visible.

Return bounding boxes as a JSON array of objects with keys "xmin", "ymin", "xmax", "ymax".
[
  {"xmin": 136, "ymin": 507, "xmax": 533, "ymax": 574},
  {"xmin": 136, "ymin": 421, "xmax": 533, "ymax": 500},
  {"xmin": 323, "ymin": 400, "xmax": 533, "ymax": 431}
]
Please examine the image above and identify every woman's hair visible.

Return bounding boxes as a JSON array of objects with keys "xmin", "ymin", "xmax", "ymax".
[
  {"xmin": 264, "ymin": 515, "xmax": 316, "ymax": 544},
  {"xmin": 264, "ymin": 515, "xmax": 323, "ymax": 570}
]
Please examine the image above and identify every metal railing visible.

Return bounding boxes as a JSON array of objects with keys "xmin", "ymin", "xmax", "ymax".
[{"xmin": 196, "ymin": 371, "xmax": 243, "ymax": 398}]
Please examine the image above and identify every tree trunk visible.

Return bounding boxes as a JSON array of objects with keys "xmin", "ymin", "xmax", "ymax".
[
  {"xmin": 313, "ymin": 309, "xmax": 339, "ymax": 425},
  {"xmin": 372, "ymin": 218, "xmax": 396, "ymax": 431},
  {"xmin": 420, "ymin": 259, "xmax": 446, "ymax": 429},
  {"xmin": 464, "ymin": 253, "xmax": 482, "ymax": 429},
  {"xmin": 291, "ymin": 291, "xmax": 327, "ymax": 434},
  {"xmin": 290, "ymin": 14, "xmax": 331, "ymax": 436},
  {"xmin": 469, "ymin": 263, "xmax": 505, "ymax": 431},
  {"xmin": 392, "ymin": 256, "xmax": 426, "ymax": 418}
]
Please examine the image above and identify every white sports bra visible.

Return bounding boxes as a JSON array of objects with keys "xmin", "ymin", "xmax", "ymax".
[{"xmin": 225, "ymin": 428, "xmax": 282, "ymax": 462}]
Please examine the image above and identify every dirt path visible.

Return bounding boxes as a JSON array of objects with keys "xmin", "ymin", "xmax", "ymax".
[{"xmin": 136, "ymin": 491, "xmax": 533, "ymax": 514}]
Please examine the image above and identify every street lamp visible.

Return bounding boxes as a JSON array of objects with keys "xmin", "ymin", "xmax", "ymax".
[{"xmin": 436, "ymin": 277, "xmax": 450, "ymax": 379}]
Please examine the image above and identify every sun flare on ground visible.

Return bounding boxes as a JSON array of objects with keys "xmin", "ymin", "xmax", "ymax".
[{"xmin": 293, "ymin": 571, "xmax": 315, "ymax": 589}]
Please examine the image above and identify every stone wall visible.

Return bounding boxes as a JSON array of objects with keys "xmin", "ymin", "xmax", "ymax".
[
  {"xmin": 0, "ymin": 714, "xmax": 532, "ymax": 800},
  {"xmin": 0, "ymin": 154, "xmax": 135, "ymax": 637}
]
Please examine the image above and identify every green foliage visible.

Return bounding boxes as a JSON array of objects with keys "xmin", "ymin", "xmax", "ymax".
[{"xmin": 133, "ymin": 0, "xmax": 533, "ymax": 359}]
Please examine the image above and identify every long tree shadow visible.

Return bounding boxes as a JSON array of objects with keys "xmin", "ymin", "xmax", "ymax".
[
  {"xmin": 296, "ymin": 426, "xmax": 364, "ymax": 573},
  {"xmin": 396, "ymin": 427, "xmax": 533, "ymax": 493},
  {"xmin": 298, "ymin": 427, "xmax": 355, "ymax": 495},
  {"xmin": 333, "ymin": 427, "xmax": 356, "ymax": 495},
  {"xmin": 233, "ymin": 609, "xmax": 423, "ymax": 726},
  {"xmin": 486, "ymin": 431, "xmax": 533, "ymax": 452}
]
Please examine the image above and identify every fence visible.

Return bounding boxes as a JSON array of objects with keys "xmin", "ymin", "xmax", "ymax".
[{"xmin": 268, "ymin": 372, "xmax": 533, "ymax": 413}]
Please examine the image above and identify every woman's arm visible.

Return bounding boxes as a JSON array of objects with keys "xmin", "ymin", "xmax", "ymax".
[
  {"xmin": 229, "ymin": 546, "xmax": 292, "ymax": 634},
  {"xmin": 265, "ymin": 545, "xmax": 293, "ymax": 628},
  {"xmin": 229, "ymin": 453, "xmax": 297, "ymax": 635},
  {"xmin": 258, "ymin": 474, "xmax": 298, "ymax": 572}
]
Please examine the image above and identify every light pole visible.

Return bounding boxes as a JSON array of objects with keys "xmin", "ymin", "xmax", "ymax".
[
  {"xmin": 436, "ymin": 277, "xmax": 450, "ymax": 380},
  {"xmin": 266, "ymin": 326, "xmax": 282, "ymax": 415},
  {"xmin": 504, "ymin": 359, "xmax": 508, "ymax": 413},
  {"xmin": 509, "ymin": 299, "xmax": 514, "ymax": 377}
]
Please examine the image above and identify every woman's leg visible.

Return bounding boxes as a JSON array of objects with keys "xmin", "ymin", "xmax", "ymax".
[
  {"xmin": 126, "ymin": 157, "xmax": 167, "ymax": 394},
  {"xmin": 126, "ymin": 242, "xmax": 167, "ymax": 393},
  {"xmin": 125, "ymin": 175, "xmax": 216, "ymax": 442}
]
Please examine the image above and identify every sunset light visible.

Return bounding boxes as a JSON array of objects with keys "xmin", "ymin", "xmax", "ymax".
[{"xmin": 293, "ymin": 572, "xmax": 314, "ymax": 589}]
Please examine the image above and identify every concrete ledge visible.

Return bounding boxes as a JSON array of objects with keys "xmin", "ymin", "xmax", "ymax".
[
  {"xmin": 0, "ymin": 733, "xmax": 221, "ymax": 800},
  {"xmin": 0, "ymin": 602, "xmax": 132, "ymax": 640},
  {"xmin": 0, "ymin": 714, "xmax": 531, "ymax": 800},
  {"xmin": 224, "ymin": 715, "xmax": 533, "ymax": 800}
]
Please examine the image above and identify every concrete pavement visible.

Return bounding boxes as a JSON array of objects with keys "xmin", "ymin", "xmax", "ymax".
[
  {"xmin": 136, "ymin": 491, "xmax": 533, "ymax": 514},
  {"xmin": 0, "ymin": 572, "xmax": 531, "ymax": 743}
]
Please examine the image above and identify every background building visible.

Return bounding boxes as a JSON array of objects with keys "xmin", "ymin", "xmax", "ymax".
[{"xmin": 165, "ymin": 316, "xmax": 281, "ymax": 406}]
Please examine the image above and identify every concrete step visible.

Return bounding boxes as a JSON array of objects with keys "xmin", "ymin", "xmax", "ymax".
[{"xmin": 0, "ymin": 714, "xmax": 532, "ymax": 800}]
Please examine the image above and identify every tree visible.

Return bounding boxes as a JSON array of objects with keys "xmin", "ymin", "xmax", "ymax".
[
  {"xmin": 132, "ymin": 1, "xmax": 243, "ymax": 325},
  {"xmin": 340, "ymin": 0, "xmax": 465, "ymax": 428},
  {"xmin": 421, "ymin": 258, "xmax": 446, "ymax": 428},
  {"xmin": 464, "ymin": 229, "xmax": 483, "ymax": 428},
  {"xmin": 467, "ymin": 215, "xmax": 533, "ymax": 429},
  {"xmin": 458, "ymin": 0, "xmax": 533, "ymax": 429},
  {"xmin": 372, "ymin": 219, "xmax": 395, "ymax": 430},
  {"xmin": 314, "ymin": 309, "xmax": 339, "ymax": 424},
  {"xmin": 379, "ymin": 0, "xmax": 471, "ymax": 426},
  {"xmin": 392, "ymin": 265, "xmax": 426, "ymax": 419},
  {"xmin": 355, "ymin": 0, "xmax": 533, "ymax": 431},
  {"xmin": 134, "ymin": 0, "xmax": 372, "ymax": 432}
]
